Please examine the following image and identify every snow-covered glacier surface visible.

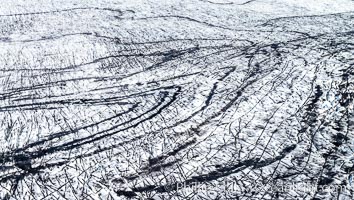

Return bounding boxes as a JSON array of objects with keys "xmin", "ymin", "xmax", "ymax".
[{"xmin": 0, "ymin": 0, "xmax": 353, "ymax": 199}]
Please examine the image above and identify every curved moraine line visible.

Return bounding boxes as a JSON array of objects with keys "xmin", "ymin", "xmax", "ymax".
[{"xmin": 0, "ymin": 0, "xmax": 353, "ymax": 199}]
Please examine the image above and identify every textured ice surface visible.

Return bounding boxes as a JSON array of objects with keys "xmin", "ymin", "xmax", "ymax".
[{"xmin": 0, "ymin": 0, "xmax": 353, "ymax": 199}]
